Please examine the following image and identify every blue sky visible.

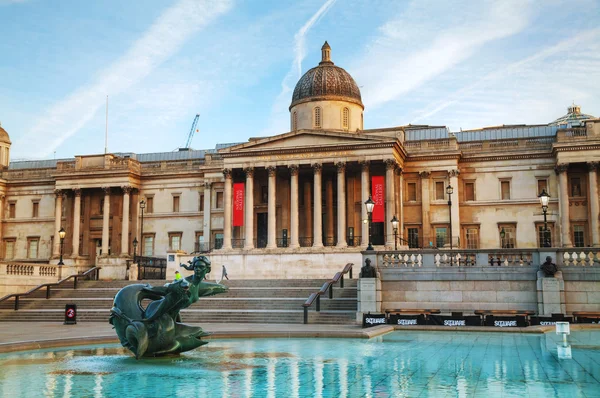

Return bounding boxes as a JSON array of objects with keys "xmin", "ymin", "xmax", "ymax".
[{"xmin": 1, "ymin": 0, "xmax": 599, "ymax": 160}]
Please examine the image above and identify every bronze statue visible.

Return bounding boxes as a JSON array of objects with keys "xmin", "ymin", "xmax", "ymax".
[
  {"xmin": 109, "ymin": 256, "xmax": 228, "ymax": 359},
  {"xmin": 540, "ymin": 256, "xmax": 558, "ymax": 277},
  {"xmin": 360, "ymin": 258, "xmax": 376, "ymax": 278}
]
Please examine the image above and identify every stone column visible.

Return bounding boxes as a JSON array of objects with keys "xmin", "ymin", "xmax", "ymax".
[
  {"xmin": 0, "ymin": 194, "xmax": 4, "ymax": 254},
  {"xmin": 222, "ymin": 169, "xmax": 233, "ymax": 250},
  {"xmin": 267, "ymin": 166, "xmax": 277, "ymax": 249},
  {"xmin": 588, "ymin": 162, "xmax": 600, "ymax": 247},
  {"xmin": 313, "ymin": 163, "xmax": 323, "ymax": 248},
  {"xmin": 303, "ymin": 180, "xmax": 312, "ymax": 241},
  {"xmin": 101, "ymin": 187, "xmax": 111, "ymax": 255},
  {"xmin": 53, "ymin": 189, "xmax": 63, "ymax": 257},
  {"xmin": 397, "ymin": 168, "xmax": 404, "ymax": 243},
  {"xmin": 120, "ymin": 187, "xmax": 131, "ymax": 256},
  {"xmin": 336, "ymin": 162, "xmax": 347, "ymax": 248},
  {"xmin": 448, "ymin": 169, "xmax": 460, "ymax": 247},
  {"xmin": 385, "ymin": 159, "xmax": 396, "ymax": 247},
  {"xmin": 203, "ymin": 181, "xmax": 212, "ymax": 248},
  {"xmin": 72, "ymin": 189, "xmax": 82, "ymax": 257},
  {"xmin": 326, "ymin": 177, "xmax": 334, "ymax": 242},
  {"xmin": 361, "ymin": 161, "xmax": 370, "ymax": 246},
  {"xmin": 419, "ymin": 171, "xmax": 431, "ymax": 246},
  {"xmin": 556, "ymin": 164, "xmax": 572, "ymax": 247},
  {"xmin": 244, "ymin": 167, "xmax": 254, "ymax": 249},
  {"xmin": 289, "ymin": 165, "xmax": 300, "ymax": 248}
]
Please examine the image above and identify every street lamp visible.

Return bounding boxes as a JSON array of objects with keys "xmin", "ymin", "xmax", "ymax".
[
  {"xmin": 365, "ymin": 196, "xmax": 375, "ymax": 251},
  {"xmin": 500, "ymin": 227, "xmax": 506, "ymax": 248},
  {"xmin": 538, "ymin": 189, "xmax": 551, "ymax": 247},
  {"xmin": 391, "ymin": 215, "xmax": 399, "ymax": 251},
  {"xmin": 139, "ymin": 199, "xmax": 146, "ymax": 258},
  {"xmin": 446, "ymin": 184, "xmax": 454, "ymax": 250},
  {"xmin": 58, "ymin": 227, "xmax": 66, "ymax": 265},
  {"xmin": 132, "ymin": 237, "xmax": 138, "ymax": 262}
]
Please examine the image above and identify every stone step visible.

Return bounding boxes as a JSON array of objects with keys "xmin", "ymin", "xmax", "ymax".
[{"xmin": 78, "ymin": 279, "xmax": 357, "ymax": 289}]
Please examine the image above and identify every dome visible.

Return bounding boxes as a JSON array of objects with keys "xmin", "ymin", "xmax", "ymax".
[
  {"xmin": 0, "ymin": 123, "xmax": 11, "ymax": 144},
  {"xmin": 290, "ymin": 42, "xmax": 363, "ymax": 110},
  {"xmin": 550, "ymin": 104, "xmax": 596, "ymax": 126}
]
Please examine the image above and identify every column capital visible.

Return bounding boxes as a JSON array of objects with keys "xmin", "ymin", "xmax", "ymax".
[
  {"xmin": 312, "ymin": 163, "xmax": 322, "ymax": 174},
  {"xmin": 102, "ymin": 186, "xmax": 111, "ymax": 195},
  {"xmin": 244, "ymin": 167, "xmax": 254, "ymax": 177},
  {"xmin": 0, "ymin": 193, "xmax": 5, "ymax": 201},
  {"xmin": 203, "ymin": 181, "xmax": 212, "ymax": 189},
  {"xmin": 267, "ymin": 166, "xmax": 277, "ymax": 177},
  {"xmin": 587, "ymin": 162, "xmax": 599, "ymax": 171},
  {"xmin": 555, "ymin": 164, "xmax": 569, "ymax": 174},
  {"xmin": 385, "ymin": 159, "xmax": 397, "ymax": 170},
  {"xmin": 121, "ymin": 186, "xmax": 132, "ymax": 195},
  {"xmin": 395, "ymin": 167, "xmax": 403, "ymax": 176},
  {"xmin": 73, "ymin": 188, "xmax": 82, "ymax": 197},
  {"xmin": 222, "ymin": 168, "xmax": 232, "ymax": 179},
  {"xmin": 419, "ymin": 171, "xmax": 430, "ymax": 178},
  {"xmin": 336, "ymin": 162, "xmax": 346, "ymax": 173},
  {"xmin": 360, "ymin": 160, "xmax": 370, "ymax": 171},
  {"xmin": 447, "ymin": 169, "xmax": 460, "ymax": 178},
  {"xmin": 288, "ymin": 164, "xmax": 299, "ymax": 176},
  {"xmin": 54, "ymin": 189, "xmax": 63, "ymax": 198}
]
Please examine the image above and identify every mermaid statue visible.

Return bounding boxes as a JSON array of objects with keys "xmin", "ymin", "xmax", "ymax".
[{"xmin": 109, "ymin": 256, "xmax": 228, "ymax": 359}]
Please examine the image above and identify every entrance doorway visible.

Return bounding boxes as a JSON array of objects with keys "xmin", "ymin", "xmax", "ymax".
[
  {"xmin": 257, "ymin": 213, "xmax": 268, "ymax": 248},
  {"xmin": 372, "ymin": 222, "xmax": 384, "ymax": 245}
]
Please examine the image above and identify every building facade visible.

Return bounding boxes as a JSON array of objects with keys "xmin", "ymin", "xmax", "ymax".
[{"xmin": 0, "ymin": 43, "xmax": 599, "ymax": 274}]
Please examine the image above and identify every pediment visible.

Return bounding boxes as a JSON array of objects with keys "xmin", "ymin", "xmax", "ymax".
[{"xmin": 220, "ymin": 130, "xmax": 392, "ymax": 154}]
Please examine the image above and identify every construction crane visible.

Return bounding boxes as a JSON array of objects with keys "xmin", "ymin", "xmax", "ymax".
[{"xmin": 181, "ymin": 114, "xmax": 199, "ymax": 150}]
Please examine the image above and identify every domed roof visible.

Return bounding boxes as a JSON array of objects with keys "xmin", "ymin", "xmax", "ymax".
[
  {"xmin": 550, "ymin": 104, "xmax": 596, "ymax": 126},
  {"xmin": 0, "ymin": 122, "xmax": 11, "ymax": 144},
  {"xmin": 290, "ymin": 42, "xmax": 363, "ymax": 110}
]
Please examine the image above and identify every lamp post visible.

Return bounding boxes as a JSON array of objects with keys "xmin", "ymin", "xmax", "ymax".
[
  {"xmin": 446, "ymin": 184, "xmax": 454, "ymax": 250},
  {"xmin": 58, "ymin": 227, "xmax": 66, "ymax": 265},
  {"xmin": 539, "ymin": 189, "xmax": 551, "ymax": 247},
  {"xmin": 500, "ymin": 227, "xmax": 506, "ymax": 248},
  {"xmin": 139, "ymin": 199, "xmax": 146, "ymax": 257},
  {"xmin": 132, "ymin": 237, "xmax": 138, "ymax": 263},
  {"xmin": 365, "ymin": 196, "xmax": 375, "ymax": 251},
  {"xmin": 391, "ymin": 215, "xmax": 399, "ymax": 251}
]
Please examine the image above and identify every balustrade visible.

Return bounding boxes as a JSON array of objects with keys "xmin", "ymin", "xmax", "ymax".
[{"xmin": 558, "ymin": 250, "xmax": 600, "ymax": 267}]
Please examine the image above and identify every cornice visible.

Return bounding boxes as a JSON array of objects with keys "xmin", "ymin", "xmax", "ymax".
[
  {"xmin": 460, "ymin": 153, "xmax": 550, "ymax": 163},
  {"xmin": 221, "ymin": 142, "xmax": 396, "ymax": 159},
  {"xmin": 552, "ymin": 143, "xmax": 600, "ymax": 155},
  {"xmin": 407, "ymin": 152, "xmax": 461, "ymax": 161}
]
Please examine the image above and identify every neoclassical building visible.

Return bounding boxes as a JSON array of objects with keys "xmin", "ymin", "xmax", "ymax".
[{"xmin": 0, "ymin": 43, "xmax": 599, "ymax": 277}]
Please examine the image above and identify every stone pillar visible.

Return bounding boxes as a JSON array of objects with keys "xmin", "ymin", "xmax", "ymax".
[
  {"xmin": 102, "ymin": 187, "xmax": 110, "ymax": 256},
  {"xmin": 556, "ymin": 164, "xmax": 572, "ymax": 247},
  {"xmin": 244, "ymin": 167, "xmax": 254, "ymax": 249},
  {"xmin": 203, "ymin": 181, "xmax": 212, "ymax": 248},
  {"xmin": 588, "ymin": 162, "xmax": 600, "ymax": 247},
  {"xmin": 303, "ymin": 179, "xmax": 312, "ymax": 241},
  {"xmin": 336, "ymin": 162, "xmax": 347, "ymax": 248},
  {"xmin": 313, "ymin": 163, "xmax": 323, "ymax": 248},
  {"xmin": 448, "ymin": 169, "xmax": 460, "ymax": 247},
  {"xmin": 289, "ymin": 165, "xmax": 300, "ymax": 248},
  {"xmin": 361, "ymin": 161, "xmax": 369, "ymax": 246},
  {"xmin": 72, "ymin": 188, "xmax": 82, "ymax": 257},
  {"xmin": 120, "ymin": 186, "xmax": 131, "ymax": 256},
  {"xmin": 267, "ymin": 166, "xmax": 277, "ymax": 249},
  {"xmin": 222, "ymin": 169, "xmax": 233, "ymax": 250},
  {"xmin": 537, "ymin": 270, "xmax": 566, "ymax": 316},
  {"xmin": 419, "ymin": 171, "xmax": 431, "ymax": 246},
  {"xmin": 385, "ymin": 159, "xmax": 396, "ymax": 247},
  {"xmin": 397, "ymin": 168, "xmax": 404, "ymax": 244},
  {"xmin": 326, "ymin": 177, "xmax": 334, "ymax": 242},
  {"xmin": 53, "ymin": 189, "xmax": 63, "ymax": 257}
]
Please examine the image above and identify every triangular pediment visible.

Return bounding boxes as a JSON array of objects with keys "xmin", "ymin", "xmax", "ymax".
[{"xmin": 219, "ymin": 129, "xmax": 393, "ymax": 154}]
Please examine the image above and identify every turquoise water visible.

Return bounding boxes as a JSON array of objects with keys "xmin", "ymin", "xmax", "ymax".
[{"xmin": 0, "ymin": 331, "xmax": 599, "ymax": 397}]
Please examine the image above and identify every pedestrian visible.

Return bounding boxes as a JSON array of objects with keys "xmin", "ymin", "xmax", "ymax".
[
  {"xmin": 174, "ymin": 270, "xmax": 182, "ymax": 281},
  {"xmin": 222, "ymin": 265, "xmax": 229, "ymax": 280}
]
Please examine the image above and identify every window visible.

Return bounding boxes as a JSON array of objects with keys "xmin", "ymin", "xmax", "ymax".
[
  {"xmin": 27, "ymin": 238, "xmax": 39, "ymax": 258},
  {"xmin": 407, "ymin": 182, "xmax": 417, "ymax": 201},
  {"xmin": 143, "ymin": 235, "xmax": 154, "ymax": 256},
  {"xmin": 172, "ymin": 195, "xmax": 180, "ymax": 213},
  {"xmin": 214, "ymin": 232, "xmax": 224, "ymax": 250},
  {"xmin": 216, "ymin": 192, "xmax": 224, "ymax": 209},
  {"xmin": 407, "ymin": 228, "xmax": 419, "ymax": 248},
  {"xmin": 537, "ymin": 179, "xmax": 548, "ymax": 196},
  {"xmin": 501, "ymin": 180, "xmax": 511, "ymax": 200},
  {"xmin": 314, "ymin": 107, "xmax": 321, "ymax": 128},
  {"xmin": 292, "ymin": 111, "xmax": 298, "ymax": 131},
  {"xmin": 571, "ymin": 177, "xmax": 582, "ymax": 197},
  {"xmin": 435, "ymin": 227, "xmax": 448, "ymax": 248},
  {"xmin": 261, "ymin": 186, "xmax": 268, "ymax": 204},
  {"xmin": 195, "ymin": 232, "xmax": 205, "ymax": 252},
  {"xmin": 32, "ymin": 201, "xmax": 39, "ymax": 218},
  {"xmin": 342, "ymin": 107, "xmax": 349, "ymax": 129},
  {"xmin": 499, "ymin": 225, "xmax": 516, "ymax": 248},
  {"xmin": 573, "ymin": 225, "xmax": 585, "ymax": 247},
  {"xmin": 4, "ymin": 239, "xmax": 15, "ymax": 259},
  {"xmin": 169, "ymin": 232, "xmax": 182, "ymax": 251},
  {"xmin": 465, "ymin": 227, "xmax": 479, "ymax": 249},
  {"xmin": 199, "ymin": 194, "xmax": 204, "ymax": 212},
  {"xmin": 435, "ymin": 181, "xmax": 445, "ymax": 200},
  {"xmin": 146, "ymin": 197, "xmax": 154, "ymax": 213},
  {"xmin": 464, "ymin": 182, "xmax": 475, "ymax": 201},
  {"xmin": 8, "ymin": 202, "xmax": 15, "ymax": 219},
  {"xmin": 536, "ymin": 223, "xmax": 553, "ymax": 247}
]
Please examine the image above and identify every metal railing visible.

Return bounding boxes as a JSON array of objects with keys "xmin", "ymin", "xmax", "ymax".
[
  {"xmin": 137, "ymin": 256, "xmax": 167, "ymax": 280},
  {"xmin": 299, "ymin": 237, "xmax": 313, "ymax": 247},
  {"xmin": 231, "ymin": 239, "xmax": 245, "ymax": 249},
  {"xmin": 0, "ymin": 267, "xmax": 101, "ymax": 310},
  {"xmin": 276, "ymin": 238, "xmax": 289, "ymax": 248},
  {"xmin": 302, "ymin": 263, "xmax": 353, "ymax": 324}
]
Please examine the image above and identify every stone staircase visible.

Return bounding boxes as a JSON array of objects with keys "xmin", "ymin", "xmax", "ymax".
[{"xmin": 0, "ymin": 278, "xmax": 358, "ymax": 324}]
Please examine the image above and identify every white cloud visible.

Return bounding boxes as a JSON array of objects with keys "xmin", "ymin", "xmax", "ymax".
[{"xmin": 14, "ymin": 0, "xmax": 232, "ymax": 158}]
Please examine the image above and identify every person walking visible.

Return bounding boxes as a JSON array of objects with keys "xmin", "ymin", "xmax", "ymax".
[{"xmin": 222, "ymin": 265, "xmax": 229, "ymax": 280}]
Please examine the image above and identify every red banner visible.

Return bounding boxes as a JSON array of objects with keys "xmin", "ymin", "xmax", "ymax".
[
  {"xmin": 371, "ymin": 176, "xmax": 385, "ymax": 222},
  {"xmin": 233, "ymin": 183, "xmax": 244, "ymax": 226}
]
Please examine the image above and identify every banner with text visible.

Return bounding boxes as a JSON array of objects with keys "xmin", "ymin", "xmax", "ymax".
[
  {"xmin": 233, "ymin": 183, "xmax": 245, "ymax": 227},
  {"xmin": 371, "ymin": 176, "xmax": 385, "ymax": 222}
]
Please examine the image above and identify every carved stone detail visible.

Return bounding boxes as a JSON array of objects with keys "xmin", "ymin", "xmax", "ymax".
[
  {"xmin": 385, "ymin": 159, "xmax": 397, "ymax": 170},
  {"xmin": 54, "ymin": 189, "xmax": 63, "ymax": 198},
  {"xmin": 336, "ymin": 162, "xmax": 346, "ymax": 173},
  {"xmin": 244, "ymin": 167, "xmax": 254, "ymax": 178},
  {"xmin": 419, "ymin": 171, "xmax": 430, "ymax": 178},
  {"xmin": 360, "ymin": 161, "xmax": 369, "ymax": 171},
  {"xmin": 203, "ymin": 181, "xmax": 211, "ymax": 189},
  {"xmin": 0, "ymin": 194, "xmax": 5, "ymax": 201},
  {"xmin": 222, "ymin": 168, "xmax": 232, "ymax": 179},
  {"xmin": 267, "ymin": 166, "xmax": 277, "ymax": 177},
  {"xmin": 555, "ymin": 164, "xmax": 569, "ymax": 174},
  {"xmin": 448, "ymin": 169, "xmax": 460, "ymax": 178},
  {"xmin": 395, "ymin": 167, "xmax": 403, "ymax": 176},
  {"xmin": 102, "ymin": 187, "xmax": 111, "ymax": 195},
  {"xmin": 288, "ymin": 164, "xmax": 299, "ymax": 176},
  {"xmin": 587, "ymin": 162, "xmax": 599, "ymax": 171},
  {"xmin": 312, "ymin": 163, "xmax": 322, "ymax": 174},
  {"xmin": 73, "ymin": 188, "xmax": 82, "ymax": 197}
]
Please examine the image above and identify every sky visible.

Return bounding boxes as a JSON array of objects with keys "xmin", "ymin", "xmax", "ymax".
[{"xmin": 1, "ymin": 0, "xmax": 599, "ymax": 160}]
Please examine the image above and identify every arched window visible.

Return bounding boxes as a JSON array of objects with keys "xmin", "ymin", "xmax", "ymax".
[
  {"xmin": 292, "ymin": 111, "xmax": 298, "ymax": 131},
  {"xmin": 314, "ymin": 107, "xmax": 321, "ymax": 129},
  {"xmin": 342, "ymin": 107, "xmax": 349, "ymax": 129}
]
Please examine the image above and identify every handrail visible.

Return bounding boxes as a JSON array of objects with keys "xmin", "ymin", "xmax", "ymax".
[
  {"xmin": 301, "ymin": 263, "xmax": 353, "ymax": 324},
  {"xmin": 0, "ymin": 266, "xmax": 101, "ymax": 310}
]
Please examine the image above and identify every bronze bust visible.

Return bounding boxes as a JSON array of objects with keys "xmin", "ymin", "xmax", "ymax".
[
  {"xmin": 360, "ymin": 258, "xmax": 376, "ymax": 278},
  {"xmin": 540, "ymin": 256, "xmax": 558, "ymax": 277}
]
